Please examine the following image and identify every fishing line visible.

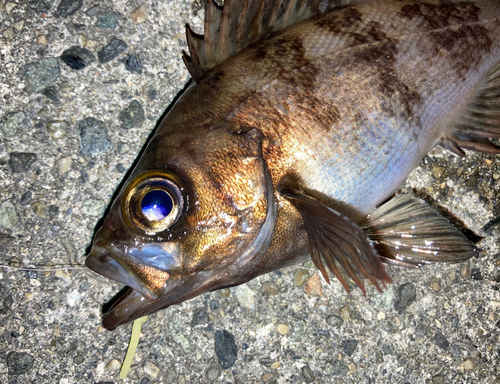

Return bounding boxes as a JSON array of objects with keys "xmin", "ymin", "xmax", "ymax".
[{"xmin": 0, "ymin": 264, "xmax": 86, "ymax": 271}]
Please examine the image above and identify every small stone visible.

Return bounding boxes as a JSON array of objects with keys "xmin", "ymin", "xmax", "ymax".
[
  {"xmin": 56, "ymin": 156, "xmax": 72, "ymax": 176},
  {"xmin": 270, "ymin": 361, "xmax": 281, "ymax": 369},
  {"xmin": 394, "ymin": 283, "xmax": 416, "ymax": 312},
  {"xmin": 326, "ymin": 314, "xmax": 343, "ymax": 327},
  {"xmin": 206, "ymin": 364, "xmax": 221, "ymax": 382},
  {"xmin": 6, "ymin": 2, "xmax": 17, "ymax": 13},
  {"xmin": 377, "ymin": 311, "xmax": 386, "ymax": 320},
  {"xmin": 55, "ymin": 270, "xmax": 72, "ymax": 285},
  {"xmin": 98, "ymin": 37, "xmax": 128, "ymax": 63},
  {"xmin": 23, "ymin": 58, "xmax": 60, "ymax": 92},
  {"xmin": 42, "ymin": 86, "xmax": 59, "ymax": 101},
  {"xmin": 304, "ymin": 273, "xmax": 322, "ymax": 296},
  {"xmin": 9, "ymin": 152, "xmax": 36, "ymax": 173},
  {"xmin": 20, "ymin": 191, "xmax": 32, "ymax": 206},
  {"xmin": 81, "ymin": 198, "xmax": 106, "ymax": 217},
  {"xmin": 119, "ymin": 100, "xmax": 145, "ymax": 129},
  {"xmin": 471, "ymin": 268, "xmax": 483, "ymax": 280},
  {"xmin": 262, "ymin": 281, "xmax": 279, "ymax": 295},
  {"xmin": 342, "ymin": 339, "xmax": 358, "ymax": 356},
  {"xmin": 215, "ymin": 330, "xmax": 237, "ymax": 369},
  {"xmin": 46, "ymin": 120, "xmax": 68, "ymax": 139},
  {"xmin": 276, "ymin": 324, "xmax": 290, "ymax": 335},
  {"xmin": 463, "ymin": 358, "xmax": 474, "ymax": 371},
  {"xmin": 36, "ymin": 34, "xmax": 47, "ymax": 45},
  {"xmin": 1, "ymin": 111, "xmax": 29, "ymax": 137},
  {"xmin": 131, "ymin": 4, "xmax": 147, "ymax": 23},
  {"xmin": 14, "ymin": 20, "xmax": 25, "ymax": 31},
  {"xmin": 32, "ymin": 201, "xmax": 48, "ymax": 218},
  {"xmin": 302, "ymin": 365, "xmax": 315, "ymax": 383},
  {"xmin": 3, "ymin": 28, "xmax": 14, "ymax": 39},
  {"xmin": 446, "ymin": 270, "xmax": 456, "ymax": 287},
  {"xmin": 432, "ymin": 166, "xmax": 445, "ymax": 178},
  {"xmin": 294, "ymin": 269, "xmax": 310, "ymax": 287},
  {"xmin": 461, "ymin": 265, "xmax": 470, "ymax": 278},
  {"xmin": 234, "ymin": 284, "xmax": 255, "ymax": 310},
  {"xmin": 470, "ymin": 350, "xmax": 482, "ymax": 360},
  {"xmin": 105, "ymin": 359, "xmax": 121, "ymax": 372},
  {"xmin": 85, "ymin": 4, "xmax": 100, "ymax": 16},
  {"xmin": 430, "ymin": 279, "xmax": 441, "ymax": 291},
  {"xmin": 96, "ymin": 12, "xmax": 120, "ymax": 29},
  {"xmin": 147, "ymin": 89, "xmax": 157, "ymax": 100},
  {"xmin": 60, "ymin": 46, "xmax": 96, "ymax": 70},
  {"xmin": 79, "ymin": 117, "xmax": 112, "ymax": 156},
  {"xmin": 143, "ymin": 361, "xmax": 160, "ymax": 379},
  {"xmin": 434, "ymin": 332, "xmax": 450, "ymax": 350},
  {"xmin": 57, "ymin": 0, "xmax": 83, "ymax": 17},
  {"xmin": 125, "ymin": 54, "xmax": 143, "ymax": 74},
  {"xmin": 6, "ymin": 352, "xmax": 34, "ymax": 375},
  {"xmin": 116, "ymin": 163, "xmax": 126, "ymax": 173},
  {"xmin": 219, "ymin": 288, "xmax": 230, "ymax": 298},
  {"xmin": 0, "ymin": 200, "xmax": 19, "ymax": 229},
  {"xmin": 340, "ymin": 305, "xmax": 350, "ymax": 321},
  {"xmin": 191, "ymin": 307, "xmax": 209, "ymax": 327},
  {"xmin": 26, "ymin": 0, "xmax": 50, "ymax": 14}
]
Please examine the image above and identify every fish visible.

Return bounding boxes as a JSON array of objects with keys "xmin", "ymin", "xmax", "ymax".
[{"xmin": 85, "ymin": 0, "xmax": 500, "ymax": 330}]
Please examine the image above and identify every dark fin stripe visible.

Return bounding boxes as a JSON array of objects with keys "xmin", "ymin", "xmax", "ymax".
[
  {"xmin": 183, "ymin": 0, "xmax": 363, "ymax": 81},
  {"xmin": 443, "ymin": 61, "xmax": 500, "ymax": 155},
  {"xmin": 361, "ymin": 194, "xmax": 480, "ymax": 268},
  {"xmin": 281, "ymin": 188, "xmax": 391, "ymax": 293}
]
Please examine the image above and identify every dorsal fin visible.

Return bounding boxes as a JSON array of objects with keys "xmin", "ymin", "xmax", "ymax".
[{"xmin": 183, "ymin": 0, "xmax": 362, "ymax": 82}]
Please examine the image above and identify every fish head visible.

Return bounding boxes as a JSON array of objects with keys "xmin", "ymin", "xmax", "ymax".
[{"xmin": 85, "ymin": 123, "xmax": 276, "ymax": 330}]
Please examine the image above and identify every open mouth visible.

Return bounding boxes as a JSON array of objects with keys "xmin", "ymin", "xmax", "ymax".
[{"xmin": 100, "ymin": 286, "xmax": 149, "ymax": 330}]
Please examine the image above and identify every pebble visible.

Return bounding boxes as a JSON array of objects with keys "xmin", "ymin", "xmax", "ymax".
[
  {"xmin": 98, "ymin": 37, "xmax": 128, "ymax": 64},
  {"xmin": 214, "ymin": 330, "xmax": 238, "ymax": 369},
  {"xmin": 32, "ymin": 201, "xmax": 48, "ymax": 218},
  {"xmin": 471, "ymin": 268, "xmax": 483, "ymax": 280},
  {"xmin": 37, "ymin": 34, "xmax": 47, "ymax": 45},
  {"xmin": 340, "ymin": 305, "xmax": 351, "ymax": 321},
  {"xmin": 46, "ymin": 120, "xmax": 68, "ymax": 140},
  {"xmin": 294, "ymin": 269, "xmax": 310, "ymax": 287},
  {"xmin": 20, "ymin": 191, "xmax": 32, "ymax": 206},
  {"xmin": 27, "ymin": 0, "xmax": 50, "ymax": 14},
  {"xmin": 234, "ymin": 284, "xmax": 255, "ymax": 310},
  {"xmin": 96, "ymin": 13, "xmax": 120, "ymax": 29},
  {"xmin": 326, "ymin": 314, "xmax": 343, "ymax": 327},
  {"xmin": 5, "ymin": 2, "xmax": 17, "ymax": 13},
  {"xmin": 81, "ymin": 198, "xmax": 106, "ymax": 217},
  {"xmin": 116, "ymin": 163, "xmax": 126, "ymax": 173},
  {"xmin": 302, "ymin": 365, "xmax": 315, "ymax": 383},
  {"xmin": 125, "ymin": 54, "xmax": 143, "ymax": 74},
  {"xmin": 42, "ymin": 86, "xmax": 59, "ymax": 101},
  {"xmin": 105, "ymin": 359, "xmax": 121, "ymax": 372},
  {"xmin": 119, "ymin": 100, "xmax": 145, "ymax": 129},
  {"xmin": 1, "ymin": 111, "xmax": 29, "ymax": 136},
  {"xmin": 60, "ymin": 46, "xmax": 96, "ymax": 70},
  {"xmin": 430, "ymin": 279, "xmax": 441, "ymax": 291},
  {"xmin": 79, "ymin": 117, "xmax": 112, "ymax": 156},
  {"xmin": 432, "ymin": 166, "xmax": 445, "ymax": 178},
  {"xmin": 463, "ymin": 358, "xmax": 474, "ymax": 371},
  {"xmin": 168, "ymin": 319, "xmax": 191, "ymax": 351},
  {"xmin": 304, "ymin": 273, "xmax": 322, "ymax": 296},
  {"xmin": 143, "ymin": 361, "xmax": 160, "ymax": 379},
  {"xmin": 191, "ymin": 307, "xmax": 209, "ymax": 327},
  {"xmin": 131, "ymin": 4, "xmax": 148, "ymax": 24},
  {"xmin": 9, "ymin": 152, "xmax": 37, "ymax": 173},
  {"xmin": 219, "ymin": 288, "xmax": 230, "ymax": 298},
  {"xmin": 3, "ymin": 27, "xmax": 14, "ymax": 39},
  {"xmin": 56, "ymin": 156, "xmax": 72, "ymax": 176},
  {"xmin": 276, "ymin": 324, "xmax": 290, "ymax": 335},
  {"xmin": 206, "ymin": 364, "xmax": 221, "ymax": 382},
  {"xmin": 23, "ymin": 58, "xmax": 60, "ymax": 93},
  {"xmin": 261, "ymin": 281, "xmax": 279, "ymax": 295},
  {"xmin": 460, "ymin": 265, "xmax": 470, "ymax": 278},
  {"xmin": 57, "ymin": 0, "xmax": 83, "ymax": 17},
  {"xmin": 147, "ymin": 89, "xmax": 157, "ymax": 100},
  {"xmin": 0, "ymin": 200, "xmax": 19, "ymax": 229},
  {"xmin": 342, "ymin": 339, "xmax": 358, "ymax": 356},
  {"xmin": 55, "ymin": 270, "xmax": 72, "ymax": 285},
  {"xmin": 6, "ymin": 351, "xmax": 34, "ymax": 375},
  {"xmin": 377, "ymin": 311, "xmax": 386, "ymax": 320},
  {"xmin": 0, "ymin": 290, "xmax": 14, "ymax": 314},
  {"xmin": 393, "ymin": 283, "xmax": 416, "ymax": 312},
  {"xmin": 434, "ymin": 332, "xmax": 450, "ymax": 350}
]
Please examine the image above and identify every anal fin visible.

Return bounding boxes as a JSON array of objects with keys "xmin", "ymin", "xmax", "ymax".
[
  {"xmin": 443, "ymin": 62, "xmax": 500, "ymax": 156},
  {"xmin": 361, "ymin": 194, "xmax": 480, "ymax": 268},
  {"xmin": 282, "ymin": 188, "xmax": 391, "ymax": 294}
]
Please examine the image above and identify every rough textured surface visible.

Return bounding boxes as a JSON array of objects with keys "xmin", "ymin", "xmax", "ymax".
[{"xmin": 0, "ymin": 1, "xmax": 499, "ymax": 383}]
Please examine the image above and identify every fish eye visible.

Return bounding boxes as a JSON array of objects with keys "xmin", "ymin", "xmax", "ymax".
[{"xmin": 122, "ymin": 170, "xmax": 185, "ymax": 235}]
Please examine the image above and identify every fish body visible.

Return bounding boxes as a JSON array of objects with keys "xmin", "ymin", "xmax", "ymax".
[{"xmin": 86, "ymin": 0, "xmax": 500, "ymax": 329}]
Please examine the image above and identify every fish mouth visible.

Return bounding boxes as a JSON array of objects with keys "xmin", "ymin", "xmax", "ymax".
[{"xmin": 100, "ymin": 287, "xmax": 151, "ymax": 330}]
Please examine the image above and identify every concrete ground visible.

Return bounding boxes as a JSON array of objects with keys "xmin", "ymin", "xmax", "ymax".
[{"xmin": 0, "ymin": 0, "xmax": 499, "ymax": 383}]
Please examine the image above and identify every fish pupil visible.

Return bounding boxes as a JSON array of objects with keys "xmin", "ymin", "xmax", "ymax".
[{"xmin": 141, "ymin": 190, "xmax": 173, "ymax": 221}]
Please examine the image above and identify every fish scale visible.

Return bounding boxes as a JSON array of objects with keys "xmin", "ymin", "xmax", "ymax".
[{"xmin": 86, "ymin": 0, "xmax": 500, "ymax": 329}]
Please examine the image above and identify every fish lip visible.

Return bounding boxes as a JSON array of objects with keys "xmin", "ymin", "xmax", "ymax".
[
  {"xmin": 101, "ymin": 287, "xmax": 149, "ymax": 330},
  {"xmin": 85, "ymin": 246, "xmax": 160, "ymax": 300}
]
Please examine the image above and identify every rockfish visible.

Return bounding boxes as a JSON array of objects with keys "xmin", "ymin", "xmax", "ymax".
[{"xmin": 85, "ymin": 0, "xmax": 500, "ymax": 330}]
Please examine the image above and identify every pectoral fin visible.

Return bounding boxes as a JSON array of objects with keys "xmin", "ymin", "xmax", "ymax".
[
  {"xmin": 281, "ymin": 188, "xmax": 391, "ymax": 294},
  {"xmin": 360, "ymin": 194, "xmax": 480, "ymax": 268}
]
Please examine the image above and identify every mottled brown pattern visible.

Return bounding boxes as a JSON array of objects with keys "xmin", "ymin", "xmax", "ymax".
[{"xmin": 400, "ymin": 2, "xmax": 493, "ymax": 77}]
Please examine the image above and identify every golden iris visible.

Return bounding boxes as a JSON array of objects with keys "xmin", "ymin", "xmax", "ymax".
[{"xmin": 122, "ymin": 170, "xmax": 185, "ymax": 234}]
